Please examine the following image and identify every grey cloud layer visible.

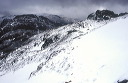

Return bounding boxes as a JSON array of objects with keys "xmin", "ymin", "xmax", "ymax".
[{"xmin": 0, "ymin": 0, "xmax": 128, "ymax": 18}]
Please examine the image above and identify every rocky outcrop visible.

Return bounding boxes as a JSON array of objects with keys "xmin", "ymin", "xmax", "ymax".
[
  {"xmin": 117, "ymin": 79, "xmax": 128, "ymax": 83},
  {"xmin": 87, "ymin": 10, "xmax": 127, "ymax": 21}
]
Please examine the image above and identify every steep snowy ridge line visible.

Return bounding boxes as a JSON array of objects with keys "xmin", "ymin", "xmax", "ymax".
[{"xmin": 0, "ymin": 14, "xmax": 128, "ymax": 83}]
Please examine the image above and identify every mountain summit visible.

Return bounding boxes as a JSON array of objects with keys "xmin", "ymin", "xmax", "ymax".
[{"xmin": 87, "ymin": 10, "xmax": 128, "ymax": 21}]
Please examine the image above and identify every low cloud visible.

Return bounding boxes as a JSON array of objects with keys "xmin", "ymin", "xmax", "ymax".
[{"xmin": 0, "ymin": 0, "xmax": 128, "ymax": 19}]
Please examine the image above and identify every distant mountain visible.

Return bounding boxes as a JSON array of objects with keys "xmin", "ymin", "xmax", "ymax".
[
  {"xmin": 43, "ymin": 14, "xmax": 79, "ymax": 25},
  {"xmin": 87, "ymin": 10, "xmax": 128, "ymax": 21},
  {"xmin": 0, "ymin": 14, "xmax": 77, "ymax": 59}
]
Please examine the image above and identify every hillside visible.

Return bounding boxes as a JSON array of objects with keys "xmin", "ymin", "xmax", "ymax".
[{"xmin": 0, "ymin": 10, "xmax": 128, "ymax": 83}]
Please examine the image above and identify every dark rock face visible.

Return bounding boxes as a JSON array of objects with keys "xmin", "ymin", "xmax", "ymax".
[
  {"xmin": 0, "ymin": 14, "xmax": 72, "ymax": 60},
  {"xmin": 119, "ymin": 12, "xmax": 128, "ymax": 16},
  {"xmin": 41, "ymin": 35, "xmax": 60, "ymax": 49},
  {"xmin": 117, "ymin": 79, "xmax": 128, "ymax": 83},
  {"xmin": 87, "ymin": 10, "xmax": 127, "ymax": 21}
]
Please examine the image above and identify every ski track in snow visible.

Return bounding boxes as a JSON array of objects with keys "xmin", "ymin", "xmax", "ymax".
[{"xmin": 0, "ymin": 15, "xmax": 128, "ymax": 83}]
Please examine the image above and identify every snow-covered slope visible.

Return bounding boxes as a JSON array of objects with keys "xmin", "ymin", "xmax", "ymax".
[
  {"xmin": 0, "ymin": 14, "xmax": 76, "ymax": 59},
  {"xmin": 0, "ymin": 14, "xmax": 128, "ymax": 83}
]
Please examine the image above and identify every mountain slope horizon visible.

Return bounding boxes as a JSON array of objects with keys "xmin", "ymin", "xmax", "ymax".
[{"xmin": 0, "ymin": 10, "xmax": 128, "ymax": 83}]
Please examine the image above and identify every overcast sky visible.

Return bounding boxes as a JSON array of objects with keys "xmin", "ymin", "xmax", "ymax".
[{"xmin": 0, "ymin": 0, "xmax": 128, "ymax": 19}]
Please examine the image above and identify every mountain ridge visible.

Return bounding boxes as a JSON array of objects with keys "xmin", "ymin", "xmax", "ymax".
[
  {"xmin": 0, "ymin": 10, "xmax": 128, "ymax": 83},
  {"xmin": 87, "ymin": 9, "xmax": 128, "ymax": 21},
  {"xmin": 0, "ymin": 14, "xmax": 78, "ymax": 59}
]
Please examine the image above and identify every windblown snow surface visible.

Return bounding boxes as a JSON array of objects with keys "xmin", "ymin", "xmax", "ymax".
[{"xmin": 0, "ymin": 16, "xmax": 128, "ymax": 83}]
